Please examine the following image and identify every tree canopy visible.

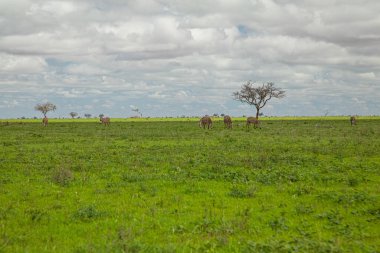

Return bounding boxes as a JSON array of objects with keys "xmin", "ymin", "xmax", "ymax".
[
  {"xmin": 34, "ymin": 102, "xmax": 57, "ymax": 117},
  {"xmin": 69, "ymin": 112, "xmax": 78, "ymax": 118},
  {"xmin": 233, "ymin": 81, "xmax": 285, "ymax": 119}
]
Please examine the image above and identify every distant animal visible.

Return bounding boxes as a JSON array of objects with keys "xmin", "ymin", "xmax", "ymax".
[
  {"xmin": 199, "ymin": 116, "xmax": 212, "ymax": 129},
  {"xmin": 42, "ymin": 116, "xmax": 48, "ymax": 127},
  {"xmin": 350, "ymin": 116, "xmax": 356, "ymax": 126},
  {"xmin": 246, "ymin": 117, "xmax": 260, "ymax": 128},
  {"xmin": 100, "ymin": 116, "xmax": 110, "ymax": 126},
  {"xmin": 224, "ymin": 115, "xmax": 232, "ymax": 129}
]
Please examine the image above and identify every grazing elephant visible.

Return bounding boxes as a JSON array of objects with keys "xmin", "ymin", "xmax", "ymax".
[
  {"xmin": 42, "ymin": 116, "xmax": 48, "ymax": 127},
  {"xmin": 199, "ymin": 116, "xmax": 212, "ymax": 129},
  {"xmin": 246, "ymin": 117, "xmax": 260, "ymax": 128},
  {"xmin": 224, "ymin": 115, "xmax": 232, "ymax": 129},
  {"xmin": 100, "ymin": 116, "xmax": 110, "ymax": 126}
]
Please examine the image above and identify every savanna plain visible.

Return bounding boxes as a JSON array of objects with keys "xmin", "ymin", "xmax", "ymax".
[{"xmin": 0, "ymin": 117, "xmax": 379, "ymax": 252}]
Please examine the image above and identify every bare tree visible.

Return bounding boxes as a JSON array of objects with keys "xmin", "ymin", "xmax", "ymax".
[
  {"xmin": 131, "ymin": 107, "xmax": 142, "ymax": 117},
  {"xmin": 34, "ymin": 102, "xmax": 57, "ymax": 117},
  {"xmin": 233, "ymin": 81, "xmax": 285, "ymax": 119},
  {"xmin": 69, "ymin": 112, "xmax": 78, "ymax": 119}
]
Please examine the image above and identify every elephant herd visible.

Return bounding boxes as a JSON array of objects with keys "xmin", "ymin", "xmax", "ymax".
[
  {"xmin": 198, "ymin": 115, "xmax": 358, "ymax": 129},
  {"xmin": 198, "ymin": 115, "xmax": 260, "ymax": 129},
  {"xmin": 41, "ymin": 115, "xmax": 358, "ymax": 128},
  {"xmin": 40, "ymin": 115, "xmax": 111, "ymax": 126}
]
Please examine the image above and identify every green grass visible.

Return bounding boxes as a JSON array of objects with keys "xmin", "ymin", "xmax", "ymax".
[
  {"xmin": 0, "ymin": 119, "xmax": 379, "ymax": 252},
  {"xmin": 3, "ymin": 115, "xmax": 380, "ymax": 123}
]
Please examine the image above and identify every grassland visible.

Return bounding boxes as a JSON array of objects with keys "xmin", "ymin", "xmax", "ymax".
[{"xmin": 0, "ymin": 118, "xmax": 379, "ymax": 252}]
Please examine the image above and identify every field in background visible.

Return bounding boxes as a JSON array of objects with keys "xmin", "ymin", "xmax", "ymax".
[
  {"xmin": 0, "ymin": 118, "xmax": 379, "ymax": 252},
  {"xmin": 1, "ymin": 115, "xmax": 380, "ymax": 124}
]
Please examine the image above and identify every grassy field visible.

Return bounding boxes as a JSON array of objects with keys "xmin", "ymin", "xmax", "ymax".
[
  {"xmin": 0, "ymin": 118, "xmax": 379, "ymax": 252},
  {"xmin": 3, "ymin": 115, "xmax": 380, "ymax": 123}
]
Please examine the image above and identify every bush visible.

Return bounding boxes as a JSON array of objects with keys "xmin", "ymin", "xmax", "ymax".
[
  {"xmin": 51, "ymin": 167, "xmax": 74, "ymax": 186},
  {"xmin": 73, "ymin": 204, "xmax": 103, "ymax": 222},
  {"xmin": 229, "ymin": 185, "xmax": 257, "ymax": 198}
]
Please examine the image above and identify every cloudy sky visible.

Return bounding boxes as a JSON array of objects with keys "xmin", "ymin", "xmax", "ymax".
[{"xmin": 1, "ymin": 0, "xmax": 379, "ymax": 118}]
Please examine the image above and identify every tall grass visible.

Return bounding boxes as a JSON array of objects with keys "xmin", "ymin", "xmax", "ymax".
[{"xmin": 0, "ymin": 118, "xmax": 379, "ymax": 252}]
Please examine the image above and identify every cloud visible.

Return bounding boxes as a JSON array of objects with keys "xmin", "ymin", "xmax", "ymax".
[
  {"xmin": 0, "ymin": 53, "xmax": 47, "ymax": 73},
  {"xmin": 26, "ymin": 1, "xmax": 80, "ymax": 17},
  {"xmin": 65, "ymin": 64, "xmax": 109, "ymax": 75},
  {"xmin": 0, "ymin": 0, "xmax": 379, "ymax": 118},
  {"xmin": 130, "ymin": 105, "xmax": 138, "ymax": 110},
  {"xmin": 0, "ymin": 99, "xmax": 20, "ymax": 108}
]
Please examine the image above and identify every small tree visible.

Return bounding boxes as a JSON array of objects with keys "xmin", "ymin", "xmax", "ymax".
[
  {"xmin": 132, "ymin": 108, "xmax": 142, "ymax": 117},
  {"xmin": 233, "ymin": 81, "xmax": 285, "ymax": 119},
  {"xmin": 84, "ymin": 113, "xmax": 92, "ymax": 118},
  {"xmin": 69, "ymin": 112, "xmax": 78, "ymax": 119},
  {"xmin": 35, "ymin": 102, "xmax": 57, "ymax": 117}
]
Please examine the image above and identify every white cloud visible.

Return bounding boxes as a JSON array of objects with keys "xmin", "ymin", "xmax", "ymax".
[
  {"xmin": 0, "ymin": 53, "xmax": 47, "ymax": 73},
  {"xmin": 148, "ymin": 91, "xmax": 168, "ymax": 99},
  {"xmin": 27, "ymin": 1, "xmax": 81, "ymax": 16},
  {"xmin": 0, "ymin": 0, "xmax": 379, "ymax": 118},
  {"xmin": 0, "ymin": 99, "xmax": 19, "ymax": 108},
  {"xmin": 358, "ymin": 72, "xmax": 376, "ymax": 79},
  {"xmin": 65, "ymin": 64, "xmax": 108, "ymax": 75}
]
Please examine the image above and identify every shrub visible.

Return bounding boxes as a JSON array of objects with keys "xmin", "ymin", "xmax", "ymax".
[
  {"xmin": 347, "ymin": 177, "xmax": 359, "ymax": 187},
  {"xmin": 51, "ymin": 167, "xmax": 74, "ymax": 186},
  {"xmin": 73, "ymin": 204, "xmax": 103, "ymax": 222},
  {"xmin": 229, "ymin": 185, "xmax": 257, "ymax": 198},
  {"xmin": 26, "ymin": 208, "xmax": 47, "ymax": 222}
]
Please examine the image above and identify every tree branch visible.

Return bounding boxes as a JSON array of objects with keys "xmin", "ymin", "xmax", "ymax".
[{"xmin": 232, "ymin": 81, "xmax": 285, "ymax": 118}]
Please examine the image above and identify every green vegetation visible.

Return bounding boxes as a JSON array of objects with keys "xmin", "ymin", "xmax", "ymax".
[{"xmin": 0, "ymin": 118, "xmax": 379, "ymax": 252}]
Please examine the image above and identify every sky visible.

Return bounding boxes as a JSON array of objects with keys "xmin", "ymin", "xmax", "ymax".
[{"xmin": 0, "ymin": 0, "xmax": 379, "ymax": 118}]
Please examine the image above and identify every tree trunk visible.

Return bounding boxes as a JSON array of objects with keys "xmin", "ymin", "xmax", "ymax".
[{"xmin": 255, "ymin": 108, "xmax": 260, "ymax": 119}]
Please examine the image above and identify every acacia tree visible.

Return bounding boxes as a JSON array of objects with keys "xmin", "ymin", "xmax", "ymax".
[
  {"xmin": 233, "ymin": 81, "xmax": 285, "ymax": 119},
  {"xmin": 132, "ymin": 107, "xmax": 142, "ymax": 117},
  {"xmin": 34, "ymin": 102, "xmax": 57, "ymax": 117},
  {"xmin": 69, "ymin": 112, "xmax": 78, "ymax": 119}
]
